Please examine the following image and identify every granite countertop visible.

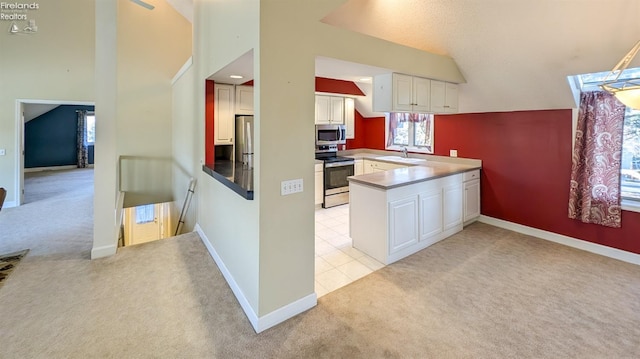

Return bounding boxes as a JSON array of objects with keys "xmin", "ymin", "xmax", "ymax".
[
  {"xmin": 348, "ymin": 160, "xmax": 480, "ymax": 190},
  {"xmin": 202, "ymin": 161, "xmax": 254, "ymax": 200}
]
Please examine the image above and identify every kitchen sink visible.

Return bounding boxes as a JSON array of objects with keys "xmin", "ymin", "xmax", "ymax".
[{"xmin": 375, "ymin": 156, "xmax": 427, "ymax": 164}]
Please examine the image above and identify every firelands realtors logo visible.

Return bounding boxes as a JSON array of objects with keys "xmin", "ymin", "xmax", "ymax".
[{"xmin": 1, "ymin": 2, "xmax": 39, "ymax": 34}]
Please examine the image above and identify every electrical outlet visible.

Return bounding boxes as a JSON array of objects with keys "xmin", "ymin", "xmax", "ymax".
[
  {"xmin": 281, "ymin": 179, "xmax": 304, "ymax": 195},
  {"xmin": 450, "ymin": 149, "xmax": 458, "ymax": 157}
]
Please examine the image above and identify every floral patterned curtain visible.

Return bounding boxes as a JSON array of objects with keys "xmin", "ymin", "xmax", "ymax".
[
  {"xmin": 568, "ymin": 91, "xmax": 626, "ymax": 228},
  {"xmin": 76, "ymin": 110, "xmax": 89, "ymax": 168}
]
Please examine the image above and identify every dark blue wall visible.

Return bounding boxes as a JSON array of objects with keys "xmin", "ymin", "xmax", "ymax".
[{"xmin": 25, "ymin": 105, "xmax": 95, "ymax": 168}]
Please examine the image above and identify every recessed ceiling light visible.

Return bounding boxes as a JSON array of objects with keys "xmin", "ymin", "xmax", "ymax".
[{"xmin": 230, "ymin": 75, "xmax": 244, "ymax": 79}]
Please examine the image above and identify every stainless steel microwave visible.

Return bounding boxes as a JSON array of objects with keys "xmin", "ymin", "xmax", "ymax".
[{"xmin": 315, "ymin": 124, "xmax": 346, "ymax": 146}]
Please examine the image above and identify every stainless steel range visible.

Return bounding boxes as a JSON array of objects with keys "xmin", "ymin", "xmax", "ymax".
[{"xmin": 316, "ymin": 145, "xmax": 354, "ymax": 208}]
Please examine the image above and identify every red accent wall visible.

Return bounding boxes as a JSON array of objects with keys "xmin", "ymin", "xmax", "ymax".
[
  {"xmin": 346, "ymin": 113, "xmax": 386, "ymax": 150},
  {"xmin": 205, "ymin": 80, "xmax": 214, "ymax": 165},
  {"xmin": 315, "ymin": 77, "xmax": 365, "ymax": 96},
  {"xmin": 433, "ymin": 110, "xmax": 640, "ymax": 255}
]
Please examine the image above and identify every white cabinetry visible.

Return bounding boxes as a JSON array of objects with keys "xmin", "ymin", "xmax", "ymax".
[
  {"xmin": 430, "ymin": 81, "xmax": 459, "ymax": 113},
  {"xmin": 350, "ymin": 173, "xmax": 464, "ymax": 264},
  {"xmin": 363, "ymin": 159, "xmax": 407, "ymax": 174},
  {"xmin": 235, "ymin": 85, "xmax": 254, "ymax": 115},
  {"xmin": 315, "ymin": 95, "xmax": 344, "ymax": 124},
  {"xmin": 315, "ymin": 162, "xmax": 324, "ymax": 206},
  {"xmin": 214, "ymin": 84, "xmax": 234, "ymax": 145},
  {"xmin": 373, "ymin": 73, "xmax": 431, "ymax": 113},
  {"xmin": 463, "ymin": 169, "xmax": 481, "ymax": 224},
  {"xmin": 388, "ymin": 197, "xmax": 419, "ymax": 254},
  {"xmin": 354, "ymin": 159, "xmax": 364, "ymax": 175},
  {"xmin": 344, "ymin": 97, "xmax": 355, "ymax": 139}
]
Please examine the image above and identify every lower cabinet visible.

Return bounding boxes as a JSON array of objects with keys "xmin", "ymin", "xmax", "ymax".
[
  {"xmin": 463, "ymin": 170, "xmax": 481, "ymax": 224},
  {"xmin": 315, "ymin": 163, "xmax": 323, "ymax": 205},
  {"xmin": 363, "ymin": 159, "xmax": 407, "ymax": 174},
  {"xmin": 354, "ymin": 159, "xmax": 364, "ymax": 176},
  {"xmin": 351, "ymin": 173, "xmax": 464, "ymax": 264}
]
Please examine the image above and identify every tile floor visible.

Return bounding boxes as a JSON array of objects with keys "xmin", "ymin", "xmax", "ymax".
[{"xmin": 315, "ymin": 204, "xmax": 385, "ymax": 298}]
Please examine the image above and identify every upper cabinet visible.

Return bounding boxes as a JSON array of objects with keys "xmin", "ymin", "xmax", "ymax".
[
  {"xmin": 235, "ymin": 85, "xmax": 254, "ymax": 115},
  {"xmin": 430, "ymin": 80, "xmax": 458, "ymax": 113},
  {"xmin": 373, "ymin": 73, "xmax": 458, "ymax": 114},
  {"xmin": 214, "ymin": 83, "xmax": 234, "ymax": 145},
  {"xmin": 344, "ymin": 97, "xmax": 355, "ymax": 139},
  {"xmin": 315, "ymin": 95, "xmax": 345, "ymax": 125}
]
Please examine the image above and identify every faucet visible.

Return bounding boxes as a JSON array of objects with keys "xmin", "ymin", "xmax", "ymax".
[{"xmin": 402, "ymin": 147, "xmax": 408, "ymax": 158}]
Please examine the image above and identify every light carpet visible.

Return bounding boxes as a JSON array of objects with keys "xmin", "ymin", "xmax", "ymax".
[{"xmin": 0, "ymin": 169, "xmax": 639, "ymax": 358}]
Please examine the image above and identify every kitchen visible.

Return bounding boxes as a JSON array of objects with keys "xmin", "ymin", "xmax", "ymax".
[{"xmin": 204, "ymin": 55, "xmax": 482, "ymax": 297}]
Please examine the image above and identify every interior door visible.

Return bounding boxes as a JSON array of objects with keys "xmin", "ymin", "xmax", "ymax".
[{"xmin": 125, "ymin": 204, "xmax": 162, "ymax": 245}]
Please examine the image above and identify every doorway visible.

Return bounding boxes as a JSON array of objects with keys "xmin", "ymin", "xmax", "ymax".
[
  {"xmin": 15, "ymin": 100, "xmax": 95, "ymax": 206},
  {"xmin": 122, "ymin": 202, "xmax": 173, "ymax": 246}
]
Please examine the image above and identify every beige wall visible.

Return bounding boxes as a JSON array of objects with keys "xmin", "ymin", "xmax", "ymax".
[
  {"xmin": 94, "ymin": 0, "xmax": 192, "ymax": 257},
  {"xmin": 0, "ymin": 0, "xmax": 95, "ymax": 205},
  {"xmin": 185, "ymin": 0, "xmax": 464, "ymax": 324},
  {"xmin": 192, "ymin": 0, "xmax": 261, "ymax": 313}
]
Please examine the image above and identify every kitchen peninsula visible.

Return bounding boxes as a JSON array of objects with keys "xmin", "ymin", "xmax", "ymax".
[{"xmin": 348, "ymin": 158, "xmax": 481, "ymax": 265}]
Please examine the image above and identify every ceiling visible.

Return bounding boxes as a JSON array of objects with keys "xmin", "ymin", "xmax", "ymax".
[{"xmin": 166, "ymin": 0, "xmax": 640, "ymax": 114}]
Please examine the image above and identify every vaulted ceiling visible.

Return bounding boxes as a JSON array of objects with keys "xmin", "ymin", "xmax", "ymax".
[{"xmin": 168, "ymin": 0, "xmax": 640, "ymax": 113}]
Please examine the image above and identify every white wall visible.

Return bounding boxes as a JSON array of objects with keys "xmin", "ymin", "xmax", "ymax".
[{"xmin": 0, "ymin": 0, "xmax": 95, "ymax": 206}]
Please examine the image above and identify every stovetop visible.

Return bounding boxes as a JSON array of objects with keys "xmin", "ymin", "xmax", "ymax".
[{"xmin": 315, "ymin": 152, "xmax": 354, "ymax": 163}]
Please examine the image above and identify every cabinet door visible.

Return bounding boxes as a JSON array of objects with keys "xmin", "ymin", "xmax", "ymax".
[
  {"xmin": 412, "ymin": 76, "xmax": 431, "ymax": 113},
  {"xmin": 363, "ymin": 160, "xmax": 374, "ymax": 174},
  {"xmin": 315, "ymin": 96, "xmax": 331, "ymax": 124},
  {"xmin": 419, "ymin": 189, "xmax": 443, "ymax": 241},
  {"xmin": 464, "ymin": 179, "xmax": 480, "ymax": 222},
  {"xmin": 330, "ymin": 97, "xmax": 344, "ymax": 124},
  {"xmin": 443, "ymin": 183, "xmax": 463, "ymax": 231},
  {"xmin": 354, "ymin": 159, "xmax": 364, "ymax": 175},
  {"xmin": 430, "ymin": 80, "xmax": 446, "ymax": 113},
  {"xmin": 315, "ymin": 170, "xmax": 324, "ymax": 205},
  {"xmin": 214, "ymin": 84, "xmax": 234, "ymax": 145},
  {"xmin": 392, "ymin": 73, "xmax": 414, "ymax": 112},
  {"xmin": 388, "ymin": 197, "xmax": 419, "ymax": 254},
  {"xmin": 344, "ymin": 97, "xmax": 355, "ymax": 139},
  {"xmin": 235, "ymin": 85, "xmax": 254, "ymax": 115},
  {"xmin": 444, "ymin": 83, "xmax": 458, "ymax": 113}
]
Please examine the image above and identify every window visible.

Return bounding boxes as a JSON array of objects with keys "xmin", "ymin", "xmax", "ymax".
[
  {"xmin": 571, "ymin": 68, "xmax": 640, "ymax": 206},
  {"xmin": 135, "ymin": 204, "xmax": 155, "ymax": 224},
  {"xmin": 385, "ymin": 113, "xmax": 434, "ymax": 153},
  {"xmin": 86, "ymin": 113, "xmax": 95, "ymax": 145}
]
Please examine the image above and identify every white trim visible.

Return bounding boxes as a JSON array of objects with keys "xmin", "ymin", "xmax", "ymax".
[
  {"xmin": 194, "ymin": 223, "xmax": 317, "ymax": 333},
  {"xmin": 622, "ymin": 199, "xmax": 640, "ymax": 213},
  {"xmin": 255, "ymin": 292, "xmax": 317, "ymax": 333},
  {"xmin": 172, "ymin": 56, "xmax": 193, "ymax": 85},
  {"xmin": 3, "ymin": 200, "xmax": 17, "ymax": 208},
  {"xmin": 478, "ymin": 215, "xmax": 640, "ymax": 266},
  {"xmin": 24, "ymin": 165, "xmax": 78, "ymax": 173},
  {"xmin": 90, "ymin": 244, "xmax": 117, "ymax": 259}
]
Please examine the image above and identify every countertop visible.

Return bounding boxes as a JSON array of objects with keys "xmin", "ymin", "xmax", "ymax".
[
  {"xmin": 347, "ymin": 158, "xmax": 480, "ymax": 190},
  {"xmin": 202, "ymin": 161, "xmax": 254, "ymax": 200}
]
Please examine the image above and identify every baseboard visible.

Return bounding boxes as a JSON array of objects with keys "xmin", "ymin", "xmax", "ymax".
[
  {"xmin": 24, "ymin": 165, "xmax": 78, "ymax": 173},
  {"xmin": 90, "ymin": 244, "xmax": 117, "ymax": 259},
  {"xmin": 478, "ymin": 215, "xmax": 640, "ymax": 266},
  {"xmin": 194, "ymin": 223, "xmax": 317, "ymax": 333},
  {"xmin": 3, "ymin": 200, "xmax": 17, "ymax": 208}
]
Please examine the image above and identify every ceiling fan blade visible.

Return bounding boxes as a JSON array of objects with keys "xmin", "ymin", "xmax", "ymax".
[{"xmin": 130, "ymin": 0, "xmax": 155, "ymax": 10}]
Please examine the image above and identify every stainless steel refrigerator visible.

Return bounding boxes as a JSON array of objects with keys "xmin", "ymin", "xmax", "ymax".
[{"xmin": 235, "ymin": 116, "xmax": 254, "ymax": 168}]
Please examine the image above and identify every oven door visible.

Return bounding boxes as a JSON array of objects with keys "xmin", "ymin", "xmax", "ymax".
[{"xmin": 323, "ymin": 161, "xmax": 354, "ymax": 208}]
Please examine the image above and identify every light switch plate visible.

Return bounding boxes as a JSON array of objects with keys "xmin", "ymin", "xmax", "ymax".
[
  {"xmin": 281, "ymin": 179, "xmax": 303, "ymax": 195},
  {"xmin": 450, "ymin": 149, "xmax": 458, "ymax": 157},
  {"xmin": 0, "ymin": 149, "xmax": 5, "ymax": 156}
]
